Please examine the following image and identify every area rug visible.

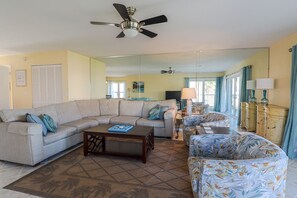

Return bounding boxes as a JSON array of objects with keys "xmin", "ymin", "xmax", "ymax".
[{"xmin": 5, "ymin": 139, "xmax": 193, "ymax": 198}]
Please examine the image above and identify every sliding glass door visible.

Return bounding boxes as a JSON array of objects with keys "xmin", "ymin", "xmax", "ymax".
[{"xmin": 226, "ymin": 73, "xmax": 241, "ymax": 119}]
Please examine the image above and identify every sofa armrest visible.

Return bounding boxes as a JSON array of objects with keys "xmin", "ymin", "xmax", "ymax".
[
  {"xmin": 6, "ymin": 122, "xmax": 43, "ymax": 136},
  {"xmin": 0, "ymin": 122, "xmax": 44, "ymax": 165},
  {"xmin": 196, "ymin": 157, "xmax": 288, "ymax": 197},
  {"xmin": 163, "ymin": 109, "xmax": 176, "ymax": 119},
  {"xmin": 183, "ymin": 115, "xmax": 203, "ymax": 127}
]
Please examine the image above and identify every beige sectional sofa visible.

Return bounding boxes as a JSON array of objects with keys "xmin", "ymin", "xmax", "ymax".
[{"xmin": 0, "ymin": 99, "xmax": 176, "ymax": 166}]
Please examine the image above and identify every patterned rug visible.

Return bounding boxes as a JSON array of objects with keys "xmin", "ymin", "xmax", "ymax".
[{"xmin": 5, "ymin": 139, "xmax": 193, "ymax": 198}]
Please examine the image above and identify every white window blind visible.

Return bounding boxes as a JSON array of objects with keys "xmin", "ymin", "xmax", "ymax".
[{"xmin": 32, "ymin": 64, "xmax": 63, "ymax": 108}]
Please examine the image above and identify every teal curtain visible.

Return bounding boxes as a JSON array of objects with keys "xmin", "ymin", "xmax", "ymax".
[
  {"xmin": 282, "ymin": 45, "xmax": 297, "ymax": 158},
  {"xmin": 181, "ymin": 78, "xmax": 190, "ymax": 110},
  {"xmin": 214, "ymin": 77, "xmax": 223, "ymax": 112},
  {"xmin": 237, "ymin": 66, "xmax": 252, "ymax": 124}
]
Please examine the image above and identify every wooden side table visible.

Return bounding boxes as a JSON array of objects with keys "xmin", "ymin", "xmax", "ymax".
[{"xmin": 175, "ymin": 111, "xmax": 184, "ymax": 139}]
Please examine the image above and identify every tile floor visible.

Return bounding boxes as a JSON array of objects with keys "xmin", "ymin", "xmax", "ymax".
[{"xmin": 0, "ymin": 138, "xmax": 297, "ymax": 198}]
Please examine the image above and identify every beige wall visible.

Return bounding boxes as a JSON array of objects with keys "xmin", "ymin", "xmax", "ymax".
[
  {"xmin": 90, "ymin": 58, "xmax": 106, "ymax": 99},
  {"xmin": 107, "ymin": 72, "xmax": 223, "ymax": 100},
  {"xmin": 67, "ymin": 51, "xmax": 91, "ymax": 100},
  {"xmin": 0, "ymin": 51, "xmax": 68, "ymax": 108},
  {"xmin": 269, "ymin": 32, "xmax": 297, "ymax": 108}
]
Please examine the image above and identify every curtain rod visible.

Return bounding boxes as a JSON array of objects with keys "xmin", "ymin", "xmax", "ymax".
[{"xmin": 289, "ymin": 48, "xmax": 292, "ymax": 52}]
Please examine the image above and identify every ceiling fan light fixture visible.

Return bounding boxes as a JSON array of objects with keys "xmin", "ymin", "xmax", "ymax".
[{"xmin": 123, "ymin": 28, "xmax": 138, "ymax": 37}]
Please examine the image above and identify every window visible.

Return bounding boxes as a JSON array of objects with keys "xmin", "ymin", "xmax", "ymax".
[
  {"xmin": 189, "ymin": 78, "xmax": 216, "ymax": 109},
  {"xmin": 226, "ymin": 73, "xmax": 241, "ymax": 118},
  {"xmin": 107, "ymin": 81, "xmax": 126, "ymax": 98}
]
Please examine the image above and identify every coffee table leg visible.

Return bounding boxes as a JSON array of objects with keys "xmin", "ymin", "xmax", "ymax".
[
  {"xmin": 102, "ymin": 136, "xmax": 106, "ymax": 153},
  {"xmin": 84, "ymin": 132, "xmax": 88, "ymax": 156},
  {"xmin": 142, "ymin": 137, "xmax": 147, "ymax": 163}
]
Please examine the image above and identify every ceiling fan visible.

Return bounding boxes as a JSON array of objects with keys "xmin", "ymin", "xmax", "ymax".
[
  {"xmin": 90, "ymin": 3, "xmax": 167, "ymax": 38},
  {"xmin": 161, "ymin": 67, "xmax": 175, "ymax": 75}
]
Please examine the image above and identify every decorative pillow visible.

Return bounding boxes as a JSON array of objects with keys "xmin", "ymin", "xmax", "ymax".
[
  {"xmin": 148, "ymin": 105, "xmax": 161, "ymax": 120},
  {"xmin": 26, "ymin": 113, "xmax": 48, "ymax": 136},
  {"xmin": 41, "ymin": 114, "xmax": 58, "ymax": 132},
  {"xmin": 159, "ymin": 106, "xmax": 169, "ymax": 120}
]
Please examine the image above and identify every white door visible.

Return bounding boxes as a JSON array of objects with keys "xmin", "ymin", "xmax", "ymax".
[
  {"xmin": 32, "ymin": 64, "xmax": 63, "ymax": 108},
  {"xmin": 0, "ymin": 66, "xmax": 11, "ymax": 110}
]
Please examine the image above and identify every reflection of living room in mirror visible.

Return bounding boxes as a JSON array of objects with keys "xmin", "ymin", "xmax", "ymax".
[{"xmin": 132, "ymin": 81, "xmax": 144, "ymax": 93}]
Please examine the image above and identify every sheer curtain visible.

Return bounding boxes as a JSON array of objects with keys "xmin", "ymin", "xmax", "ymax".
[
  {"xmin": 237, "ymin": 65, "xmax": 252, "ymax": 124},
  {"xmin": 282, "ymin": 45, "xmax": 297, "ymax": 158},
  {"xmin": 220, "ymin": 76, "xmax": 227, "ymax": 112}
]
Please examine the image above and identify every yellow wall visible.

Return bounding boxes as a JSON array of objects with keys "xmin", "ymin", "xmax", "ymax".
[
  {"xmin": 269, "ymin": 32, "xmax": 297, "ymax": 108},
  {"xmin": 0, "ymin": 50, "xmax": 68, "ymax": 108},
  {"xmin": 107, "ymin": 72, "xmax": 224, "ymax": 100},
  {"xmin": 90, "ymin": 58, "xmax": 106, "ymax": 99},
  {"xmin": 224, "ymin": 49, "xmax": 269, "ymax": 99},
  {"xmin": 67, "ymin": 51, "xmax": 91, "ymax": 100}
]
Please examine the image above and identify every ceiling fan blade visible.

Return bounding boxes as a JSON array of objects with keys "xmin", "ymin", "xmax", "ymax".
[
  {"xmin": 116, "ymin": 31, "xmax": 125, "ymax": 38},
  {"xmin": 140, "ymin": 15, "xmax": 168, "ymax": 26},
  {"xmin": 113, "ymin": 3, "xmax": 131, "ymax": 21},
  {"xmin": 90, "ymin": 21, "xmax": 120, "ymax": 27},
  {"xmin": 161, "ymin": 70, "xmax": 168, "ymax": 74},
  {"xmin": 140, "ymin": 28, "xmax": 158, "ymax": 38}
]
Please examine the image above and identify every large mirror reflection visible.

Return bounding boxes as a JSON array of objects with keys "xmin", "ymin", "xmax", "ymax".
[{"xmin": 100, "ymin": 48, "xmax": 268, "ymax": 106}]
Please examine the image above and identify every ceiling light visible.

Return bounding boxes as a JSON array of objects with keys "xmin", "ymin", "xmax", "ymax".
[{"xmin": 123, "ymin": 28, "xmax": 139, "ymax": 38}]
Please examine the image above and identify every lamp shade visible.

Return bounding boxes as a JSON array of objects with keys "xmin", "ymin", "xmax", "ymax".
[
  {"xmin": 246, "ymin": 80, "xmax": 256, "ymax": 90},
  {"xmin": 181, "ymin": 88, "xmax": 196, "ymax": 99},
  {"xmin": 256, "ymin": 78, "xmax": 274, "ymax": 90}
]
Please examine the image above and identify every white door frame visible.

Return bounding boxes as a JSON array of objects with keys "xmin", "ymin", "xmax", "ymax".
[{"xmin": 0, "ymin": 65, "xmax": 13, "ymax": 109}]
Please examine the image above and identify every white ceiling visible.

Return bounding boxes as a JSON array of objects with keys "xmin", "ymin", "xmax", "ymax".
[{"xmin": 0, "ymin": 0, "xmax": 296, "ymax": 75}]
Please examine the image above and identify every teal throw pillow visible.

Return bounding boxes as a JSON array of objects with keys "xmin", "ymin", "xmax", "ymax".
[
  {"xmin": 26, "ymin": 113, "xmax": 48, "ymax": 136},
  {"xmin": 148, "ymin": 105, "xmax": 161, "ymax": 120},
  {"xmin": 159, "ymin": 106, "xmax": 169, "ymax": 120},
  {"xmin": 41, "ymin": 114, "xmax": 57, "ymax": 132}
]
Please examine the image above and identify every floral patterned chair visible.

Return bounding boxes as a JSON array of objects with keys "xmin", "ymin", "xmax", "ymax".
[
  {"xmin": 183, "ymin": 112, "xmax": 229, "ymax": 146},
  {"xmin": 188, "ymin": 133, "xmax": 288, "ymax": 198}
]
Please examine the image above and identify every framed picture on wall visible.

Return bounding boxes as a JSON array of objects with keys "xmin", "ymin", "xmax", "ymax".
[
  {"xmin": 16, "ymin": 70, "xmax": 26, "ymax": 86},
  {"xmin": 132, "ymin": 81, "xmax": 144, "ymax": 93}
]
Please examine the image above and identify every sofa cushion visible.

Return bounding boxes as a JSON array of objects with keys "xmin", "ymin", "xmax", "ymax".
[
  {"xmin": 35, "ymin": 105, "xmax": 59, "ymax": 126},
  {"xmin": 142, "ymin": 101, "xmax": 160, "ymax": 118},
  {"xmin": 76, "ymin": 100, "xmax": 100, "ymax": 118},
  {"xmin": 120, "ymin": 100, "xmax": 143, "ymax": 117},
  {"xmin": 43, "ymin": 126, "xmax": 77, "ymax": 145},
  {"xmin": 55, "ymin": 102, "xmax": 82, "ymax": 125},
  {"xmin": 0, "ymin": 109, "xmax": 35, "ymax": 122},
  {"xmin": 136, "ymin": 118, "xmax": 164, "ymax": 128},
  {"xmin": 62, "ymin": 119, "xmax": 98, "ymax": 131},
  {"xmin": 110, "ymin": 116, "xmax": 140, "ymax": 126},
  {"xmin": 84, "ymin": 115, "xmax": 117, "ymax": 124},
  {"xmin": 99, "ymin": 99, "xmax": 121, "ymax": 116}
]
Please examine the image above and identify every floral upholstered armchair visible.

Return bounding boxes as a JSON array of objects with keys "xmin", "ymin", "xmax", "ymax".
[
  {"xmin": 183, "ymin": 112, "xmax": 229, "ymax": 146},
  {"xmin": 188, "ymin": 133, "xmax": 288, "ymax": 198}
]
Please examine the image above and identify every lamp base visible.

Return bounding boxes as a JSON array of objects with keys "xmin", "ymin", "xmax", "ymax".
[
  {"xmin": 186, "ymin": 99, "xmax": 192, "ymax": 116},
  {"xmin": 261, "ymin": 90, "xmax": 269, "ymax": 105},
  {"xmin": 249, "ymin": 90, "xmax": 257, "ymax": 103}
]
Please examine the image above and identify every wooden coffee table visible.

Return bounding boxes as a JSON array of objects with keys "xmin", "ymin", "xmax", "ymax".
[{"xmin": 83, "ymin": 124, "xmax": 154, "ymax": 163}]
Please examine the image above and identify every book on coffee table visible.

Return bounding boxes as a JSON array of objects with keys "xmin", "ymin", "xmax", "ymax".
[{"xmin": 108, "ymin": 124, "xmax": 134, "ymax": 133}]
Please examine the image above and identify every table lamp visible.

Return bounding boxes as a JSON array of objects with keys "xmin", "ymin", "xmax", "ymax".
[
  {"xmin": 181, "ymin": 88, "xmax": 196, "ymax": 116},
  {"xmin": 246, "ymin": 80, "xmax": 257, "ymax": 103},
  {"xmin": 256, "ymin": 78, "xmax": 274, "ymax": 105}
]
